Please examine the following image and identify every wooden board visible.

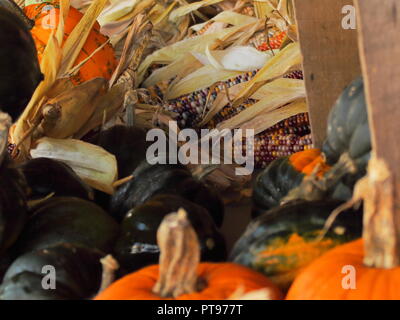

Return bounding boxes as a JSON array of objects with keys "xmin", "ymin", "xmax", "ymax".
[
  {"xmin": 294, "ymin": 0, "xmax": 361, "ymax": 148},
  {"xmin": 355, "ymin": 0, "xmax": 400, "ymax": 192}
]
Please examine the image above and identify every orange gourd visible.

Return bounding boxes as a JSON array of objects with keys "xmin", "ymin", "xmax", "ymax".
[
  {"xmin": 289, "ymin": 149, "xmax": 330, "ymax": 177},
  {"xmin": 95, "ymin": 209, "xmax": 283, "ymax": 300},
  {"xmin": 24, "ymin": 1, "xmax": 117, "ymax": 85}
]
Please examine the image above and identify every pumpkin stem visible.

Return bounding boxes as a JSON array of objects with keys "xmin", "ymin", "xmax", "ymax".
[
  {"xmin": 97, "ymin": 255, "xmax": 120, "ymax": 294},
  {"xmin": 359, "ymin": 155, "xmax": 400, "ymax": 268},
  {"xmin": 153, "ymin": 208, "xmax": 201, "ymax": 298}
]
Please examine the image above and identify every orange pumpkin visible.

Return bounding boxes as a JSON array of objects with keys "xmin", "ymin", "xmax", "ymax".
[
  {"xmin": 286, "ymin": 239, "xmax": 400, "ymax": 300},
  {"xmin": 286, "ymin": 157, "xmax": 400, "ymax": 300},
  {"xmin": 24, "ymin": 1, "xmax": 118, "ymax": 85},
  {"xmin": 95, "ymin": 209, "xmax": 283, "ymax": 300}
]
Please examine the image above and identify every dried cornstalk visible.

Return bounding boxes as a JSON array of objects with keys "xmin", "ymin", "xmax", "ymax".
[{"xmin": 39, "ymin": 78, "xmax": 107, "ymax": 139}]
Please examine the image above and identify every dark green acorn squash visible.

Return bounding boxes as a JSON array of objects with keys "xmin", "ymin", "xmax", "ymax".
[
  {"xmin": 252, "ymin": 157, "xmax": 304, "ymax": 217},
  {"xmin": 323, "ymin": 77, "xmax": 371, "ymax": 172},
  {"xmin": 230, "ymin": 199, "xmax": 362, "ymax": 292},
  {"xmin": 19, "ymin": 157, "xmax": 93, "ymax": 201},
  {"xmin": 88, "ymin": 124, "xmax": 151, "ymax": 211},
  {"xmin": 0, "ymin": 243, "xmax": 104, "ymax": 300},
  {"xmin": 110, "ymin": 161, "xmax": 224, "ymax": 226},
  {"xmin": 0, "ymin": 6, "xmax": 42, "ymax": 121},
  {"xmin": 92, "ymin": 125, "xmax": 151, "ymax": 179},
  {"xmin": 16, "ymin": 197, "xmax": 119, "ymax": 254},
  {"xmin": 0, "ymin": 156, "xmax": 28, "ymax": 254},
  {"xmin": 114, "ymin": 194, "xmax": 227, "ymax": 274},
  {"xmin": 252, "ymin": 149, "xmax": 338, "ymax": 218}
]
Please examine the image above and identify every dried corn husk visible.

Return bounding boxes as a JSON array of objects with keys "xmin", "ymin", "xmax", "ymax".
[
  {"xmin": 98, "ymin": 0, "xmax": 139, "ymax": 25},
  {"xmin": 149, "ymin": 1, "xmax": 178, "ymax": 26},
  {"xmin": 143, "ymin": 53, "xmax": 202, "ymax": 88},
  {"xmin": 190, "ymin": 10, "xmax": 258, "ymax": 31},
  {"xmin": 166, "ymin": 64, "xmax": 243, "ymax": 99},
  {"xmin": 11, "ymin": 34, "xmax": 62, "ymax": 158},
  {"xmin": 239, "ymin": 99, "xmax": 308, "ymax": 135},
  {"xmin": 193, "ymin": 46, "xmax": 275, "ymax": 71},
  {"xmin": 169, "ymin": 0, "xmax": 224, "ymax": 22},
  {"xmin": 199, "ymin": 81, "xmax": 248, "ymax": 126},
  {"xmin": 59, "ymin": 0, "xmax": 108, "ymax": 75},
  {"xmin": 109, "ymin": 14, "xmax": 152, "ymax": 88},
  {"xmin": 73, "ymin": 83, "xmax": 126, "ymax": 139},
  {"xmin": 40, "ymin": 78, "xmax": 106, "ymax": 139},
  {"xmin": 106, "ymin": 0, "xmax": 155, "ymax": 25},
  {"xmin": 138, "ymin": 23, "xmax": 255, "ymax": 83},
  {"xmin": 30, "ymin": 137, "xmax": 118, "ymax": 194},
  {"xmin": 253, "ymin": 0, "xmax": 276, "ymax": 18},
  {"xmin": 232, "ymin": 41, "xmax": 301, "ymax": 104},
  {"xmin": 218, "ymin": 78, "xmax": 305, "ymax": 131},
  {"xmin": 251, "ymin": 77, "xmax": 304, "ymax": 99}
]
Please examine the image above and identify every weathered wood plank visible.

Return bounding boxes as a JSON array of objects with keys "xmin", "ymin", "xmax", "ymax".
[
  {"xmin": 355, "ymin": 0, "xmax": 400, "ymax": 195},
  {"xmin": 294, "ymin": 0, "xmax": 361, "ymax": 148}
]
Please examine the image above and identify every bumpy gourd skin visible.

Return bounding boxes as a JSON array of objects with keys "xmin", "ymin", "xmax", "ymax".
[
  {"xmin": 230, "ymin": 199, "xmax": 362, "ymax": 292},
  {"xmin": 323, "ymin": 77, "xmax": 371, "ymax": 173},
  {"xmin": 115, "ymin": 194, "xmax": 227, "ymax": 275},
  {"xmin": 0, "ymin": 8, "xmax": 42, "ymax": 121}
]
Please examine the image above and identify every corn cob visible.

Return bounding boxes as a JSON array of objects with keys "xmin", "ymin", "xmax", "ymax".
[
  {"xmin": 146, "ymin": 30, "xmax": 311, "ymax": 169},
  {"xmin": 152, "ymin": 69, "xmax": 309, "ymax": 168},
  {"xmin": 252, "ymin": 31, "xmax": 287, "ymax": 51},
  {"xmin": 284, "ymin": 70, "xmax": 304, "ymax": 80},
  {"xmin": 162, "ymin": 70, "xmax": 259, "ymax": 128},
  {"xmin": 229, "ymin": 113, "xmax": 312, "ymax": 168},
  {"xmin": 208, "ymin": 100, "xmax": 255, "ymax": 129}
]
